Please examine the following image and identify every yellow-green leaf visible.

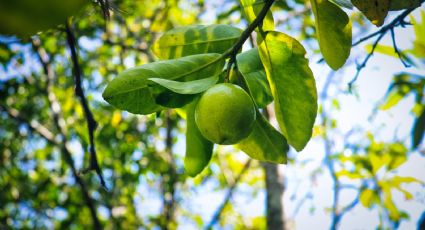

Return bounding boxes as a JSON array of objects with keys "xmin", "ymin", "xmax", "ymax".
[
  {"xmin": 413, "ymin": 108, "xmax": 425, "ymax": 149},
  {"xmin": 239, "ymin": 0, "xmax": 274, "ymax": 31},
  {"xmin": 236, "ymin": 48, "xmax": 273, "ymax": 108},
  {"xmin": 152, "ymin": 25, "xmax": 242, "ymax": 60},
  {"xmin": 310, "ymin": 0, "xmax": 352, "ymax": 70},
  {"xmin": 359, "ymin": 188, "xmax": 378, "ymax": 208},
  {"xmin": 236, "ymin": 111, "xmax": 289, "ymax": 163},
  {"xmin": 258, "ymin": 31, "xmax": 318, "ymax": 151},
  {"xmin": 184, "ymin": 98, "xmax": 213, "ymax": 177}
]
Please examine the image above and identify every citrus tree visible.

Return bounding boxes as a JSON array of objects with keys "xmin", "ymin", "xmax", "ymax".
[{"xmin": 0, "ymin": 0, "xmax": 424, "ymax": 229}]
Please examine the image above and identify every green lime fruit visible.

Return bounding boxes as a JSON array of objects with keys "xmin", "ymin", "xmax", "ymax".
[
  {"xmin": 0, "ymin": 0, "xmax": 88, "ymax": 37},
  {"xmin": 195, "ymin": 83, "xmax": 256, "ymax": 145}
]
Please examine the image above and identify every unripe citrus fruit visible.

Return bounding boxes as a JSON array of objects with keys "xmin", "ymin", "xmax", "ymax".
[{"xmin": 195, "ymin": 83, "xmax": 256, "ymax": 145}]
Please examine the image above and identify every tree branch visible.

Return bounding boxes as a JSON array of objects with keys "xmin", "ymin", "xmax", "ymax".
[
  {"xmin": 160, "ymin": 110, "xmax": 178, "ymax": 229},
  {"xmin": 0, "ymin": 106, "xmax": 56, "ymax": 144},
  {"xmin": 223, "ymin": 0, "xmax": 275, "ymax": 79},
  {"xmin": 31, "ymin": 38, "xmax": 102, "ymax": 229},
  {"xmin": 349, "ymin": 4, "xmax": 423, "ymax": 89},
  {"xmin": 204, "ymin": 159, "xmax": 251, "ymax": 230},
  {"xmin": 65, "ymin": 20, "xmax": 106, "ymax": 189}
]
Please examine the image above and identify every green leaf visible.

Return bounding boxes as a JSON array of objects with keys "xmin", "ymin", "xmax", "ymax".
[
  {"xmin": 152, "ymin": 25, "xmax": 242, "ymax": 59},
  {"xmin": 389, "ymin": 0, "xmax": 421, "ymax": 11},
  {"xmin": 390, "ymin": 176, "xmax": 424, "ymax": 186},
  {"xmin": 102, "ymin": 53, "xmax": 225, "ymax": 114},
  {"xmin": 236, "ymin": 111, "xmax": 289, "ymax": 163},
  {"xmin": 148, "ymin": 75, "xmax": 219, "ymax": 95},
  {"xmin": 411, "ymin": 11, "xmax": 425, "ymax": 58},
  {"xmin": 239, "ymin": 0, "xmax": 274, "ymax": 31},
  {"xmin": 184, "ymin": 98, "xmax": 214, "ymax": 177},
  {"xmin": 258, "ymin": 31, "xmax": 318, "ymax": 151},
  {"xmin": 310, "ymin": 0, "xmax": 352, "ymax": 70},
  {"xmin": 336, "ymin": 169, "xmax": 363, "ymax": 179},
  {"xmin": 359, "ymin": 188, "xmax": 378, "ymax": 208},
  {"xmin": 329, "ymin": 0, "xmax": 353, "ymax": 9},
  {"xmin": 382, "ymin": 187, "xmax": 401, "ymax": 221},
  {"xmin": 236, "ymin": 48, "xmax": 273, "ymax": 108},
  {"xmin": 380, "ymin": 89, "xmax": 409, "ymax": 111},
  {"xmin": 351, "ymin": 0, "xmax": 390, "ymax": 26},
  {"xmin": 413, "ymin": 105, "xmax": 425, "ymax": 149},
  {"xmin": 152, "ymin": 89, "xmax": 196, "ymax": 108},
  {"xmin": 387, "ymin": 143, "xmax": 407, "ymax": 170}
]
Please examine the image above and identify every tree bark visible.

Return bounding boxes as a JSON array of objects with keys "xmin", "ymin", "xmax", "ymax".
[
  {"xmin": 263, "ymin": 106, "xmax": 287, "ymax": 230},
  {"xmin": 264, "ymin": 163, "xmax": 286, "ymax": 230}
]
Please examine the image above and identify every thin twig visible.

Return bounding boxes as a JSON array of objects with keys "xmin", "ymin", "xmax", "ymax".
[
  {"xmin": 348, "ymin": 4, "xmax": 423, "ymax": 89},
  {"xmin": 349, "ymin": 31, "xmax": 386, "ymax": 91},
  {"xmin": 204, "ymin": 159, "xmax": 251, "ymax": 230},
  {"xmin": 97, "ymin": 0, "xmax": 111, "ymax": 19},
  {"xmin": 351, "ymin": 6, "xmax": 418, "ymax": 47},
  {"xmin": 222, "ymin": 0, "xmax": 275, "ymax": 79},
  {"xmin": 65, "ymin": 20, "xmax": 106, "ymax": 189},
  {"xmin": 31, "ymin": 38, "xmax": 102, "ymax": 230},
  {"xmin": 390, "ymin": 28, "xmax": 410, "ymax": 67}
]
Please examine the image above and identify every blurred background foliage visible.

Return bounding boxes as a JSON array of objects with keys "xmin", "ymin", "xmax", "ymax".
[{"xmin": 0, "ymin": 0, "xmax": 424, "ymax": 229}]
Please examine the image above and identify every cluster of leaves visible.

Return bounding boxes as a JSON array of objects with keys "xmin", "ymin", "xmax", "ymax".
[
  {"xmin": 336, "ymin": 134, "xmax": 424, "ymax": 225},
  {"xmin": 1, "ymin": 0, "xmax": 424, "ymax": 229},
  {"xmin": 103, "ymin": 0, "xmax": 320, "ymax": 176},
  {"xmin": 102, "ymin": 0, "xmax": 425, "ymax": 178}
]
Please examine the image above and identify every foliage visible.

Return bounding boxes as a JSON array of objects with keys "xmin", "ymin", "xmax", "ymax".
[{"xmin": 0, "ymin": 0, "xmax": 424, "ymax": 229}]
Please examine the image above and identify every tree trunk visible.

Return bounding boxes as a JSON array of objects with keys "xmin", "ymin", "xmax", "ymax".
[{"xmin": 264, "ymin": 163, "xmax": 286, "ymax": 230}]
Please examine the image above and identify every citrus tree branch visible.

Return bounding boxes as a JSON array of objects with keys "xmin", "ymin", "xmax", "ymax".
[
  {"xmin": 349, "ymin": 3, "xmax": 423, "ymax": 89},
  {"xmin": 65, "ymin": 20, "xmax": 106, "ymax": 189},
  {"xmin": 160, "ymin": 110, "xmax": 178, "ymax": 229},
  {"xmin": 31, "ymin": 38, "xmax": 102, "ymax": 229},
  {"xmin": 222, "ymin": 0, "xmax": 275, "ymax": 79}
]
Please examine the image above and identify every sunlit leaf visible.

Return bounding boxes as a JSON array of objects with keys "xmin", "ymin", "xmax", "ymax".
[
  {"xmin": 310, "ymin": 0, "xmax": 352, "ymax": 70},
  {"xmin": 359, "ymin": 188, "xmax": 378, "ymax": 208},
  {"xmin": 387, "ymin": 143, "xmax": 407, "ymax": 170},
  {"xmin": 411, "ymin": 11, "xmax": 425, "ymax": 58},
  {"xmin": 239, "ymin": 0, "xmax": 274, "ymax": 31},
  {"xmin": 379, "ymin": 87, "xmax": 410, "ymax": 111},
  {"xmin": 258, "ymin": 31, "xmax": 318, "ymax": 151},
  {"xmin": 152, "ymin": 25, "xmax": 242, "ymax": 59},
  {"xmin": 336, "ymin": 169, "xmax": 363, "ymax": 179},
  {"xmin": 382, "ymin": 187, "xmax": 401, "ymax": 221},
  {"xmin": 390, "ymin": 176, "xmax": 424, "ymax": 186}
]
